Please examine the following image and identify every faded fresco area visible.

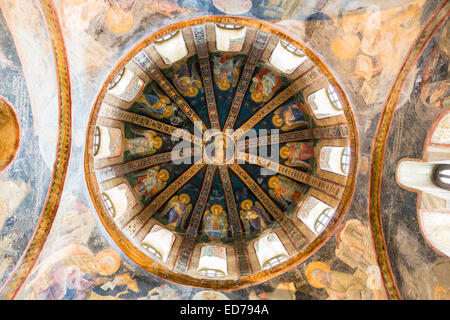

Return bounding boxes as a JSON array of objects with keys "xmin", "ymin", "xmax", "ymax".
[
  {"xmin": 0, "ymin": 0, "xmax": 448, "ymax": 300},
  {"xmin": 380, "ymin": 20, "xmax": 450, "ymax": 300}
]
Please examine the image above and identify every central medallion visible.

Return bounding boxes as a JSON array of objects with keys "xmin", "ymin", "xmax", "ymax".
[{"xmin": 203, "ymin": 132, "xmax": 236, "ymax": 165}]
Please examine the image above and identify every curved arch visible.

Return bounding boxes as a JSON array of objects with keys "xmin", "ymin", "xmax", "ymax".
[
  {"xmin": 368, "ymin": 0, "xmax": 450, "ymax": 300},
  {"xmin": 0, "ymin": 0, "xmax": 72, "ymax": 300}
]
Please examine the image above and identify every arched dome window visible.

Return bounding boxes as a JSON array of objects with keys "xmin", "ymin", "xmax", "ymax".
[
  {"xmin": 254, "ymin": 233, "xmax": 289, "ymax": 270},
  {"xmin": 320, "ymin": 146, "xmax": 351, "ymax": 176},
  {"xmin": 107, "ymin": 68, "xmax": 144, "ymax": 102},
  {"xmin": 280, "ymin": 39, "xmax": 305, "ymax": 57},
  {"xmin": 102, "ymin": 183, "xmax": 137, "ymax": 219},
  {"xmin": 154, "ymin": 31, "xmax": 179, "ymax": 43},
  {"xmin": 262, "ymin": 254, "xmax": 288, "ymax": 270},
  {"xmin": 215, "ymin": 23, "xmax": 246, "ymax": 52},
  {"xmin": 308, "ymin": 85, "xmax": 344, "ymax": 119},
  {"xmin": 102, "ymin": 193, "xmax": 115, "ymax": 217},
  {"xmin": 93, "ymin": 126, "xmax": 101, "ymax": 156},
  {"xmin": 198, "ymin": 246, "xmax": 227, "ymax": 278},
  {"xmin": 341, "ymin": 147, "xmax": 351, "ymax": 175},
  {"xmin": 94, "ymin": 125, "xmax": 123, "ymax": 159},
  {"xmin": 269, "ymin": 40, "xmax": 307, "ymax": 74},
  {"xmin": 216, "ymin": 23, "xmax": 245, "ymax": 30},
  {"xmin": 297, "ymin": 196, "xmax": 335, "ymax": 235},
  {"xmin": 108, "ymin": 68, "xmax": 125, "ymax": 90},
  {"xmin": 314, "ymin": 208, "xmax": 334, "ymax": 233},
  {"xmin": 142, "ymin": 224, "xmax": 175, "ymax": 263},
  {"xmin": 153, "ymin": 30, "xmax": 188, "ymax": 65},
  {"xmin": 326, "ymin": 85, "xmax": 343, "ymax": 111}
]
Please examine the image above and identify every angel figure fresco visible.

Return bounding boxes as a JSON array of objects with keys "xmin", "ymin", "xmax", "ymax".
[
  {"xmin": 136, "ymin": 88, "xmax": 174, "ymax": 120},
  {"xmin": 272, "ymin": 103, "xmax": 308, "ymax": 131},
  {"xmin": 125, "ymin": 127, "xmax": 162, "ymax": 157},
  {"xmin": 173, "ymin": 61, "xmax": 203, "ymax": 98},
  {"xmin": 212, "ymin": 55, "xmax": 243, "ymax": 91},
  {"xmin": 280, "ymin": 142, "xmax": 315, "ymax": 170},
  {"xmin": 268, "ymin": 175, "xmax": 304, "ymax": 207},
  {"xmin": 250, "ymin": 69, "xmax": 281, "ymax": 103},
  {"xmin": 133, "ymin": 166, "xmax": 169, "ymax": 200},
  {"xmin": 203, "ymin": 204, "xmax": 228, "ymax": 242},
  {"xmin": 159, "ymin": 193, "xmax": 192, "ymax": 230},
  {"xmin": 240, "ymin": 200, "xmax": 271, "ymax": 234}
]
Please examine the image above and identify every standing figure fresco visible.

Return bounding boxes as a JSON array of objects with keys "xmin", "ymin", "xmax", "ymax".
[
  {"xmin": 203, "ymin": 204, "xmax": 228, "ymax": 242},
  {"xmin": 173, "ymin": 61, "xmax": 203, "ymax": 98},
  {"xmin": 272, "ymin": 103, "xmax": 308, "ymax": 131},
  {"xmin": 268, "ymin": 175, "xmax": 305, "ymax": 206},
  {"xmin": 280, "ymin": 142, "xmax": 315, "ymax": 170},
  {"xmin": 418, "ymin": 33, "xmax": 450, "ymax": 110},
  {"xmin": 240, "ymin": 200, "xmax": 271, "ymax": 234},
  {"xmin": 250, "ymin": 69, "xmax": 281, "ymax": 103},
  {"xmin": 133, "ymin": 166, "xmax": 169, "ymax": 200},
  {"xmin": 136, "ymin": 88, "xmax": 174, "ymax": 120},
  {"xmin": 212, "ymin": 55, "xmax": 243, "ymax": 91},
  {"xmin": 160, "ymin": 193, "xmax": 192, "ymax": 229},
  {"xmin": 125, "ymin": 128, "xmax": 162, "ymax": 157}
]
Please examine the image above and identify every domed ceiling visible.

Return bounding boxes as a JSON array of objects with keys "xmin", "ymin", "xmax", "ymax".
[
  {"xmin": 0, "ymin": 0, "xmax": 448, "ymax": 302},
  {"xmin": 85, "ymin": 17, "xmax": 358, "ymax": 288}
]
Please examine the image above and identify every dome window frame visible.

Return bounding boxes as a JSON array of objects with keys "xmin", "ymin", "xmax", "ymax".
[
  {"xmin": 101, "ymin": 192, "xmax": 116, "ymax": 218},
  {"xmin": 154, "ymin": 31, "xmax": 180, "ymax": 43},
  {"xmin": 198, "ymin": 268, "xmax": 226, "ymax": 278},
  {"xmin": 262, "ymin": 254, "xmax": 288, "ymax": 270},
  {"xmin": 326, "ymin": 85, "xmax": 343, "ymax": 111},
  {"xmin": 108, "ymin": 68, "xmax": 125, "ymax": 90},
  {"xmin": 93, "ymin": 126, "xmax": 101, "ymax": 156},
  {"xmin": 215, "ymin": 23, "xmax": 245, "ymax": 30},
  {"xmin": 280, "ymin": 39, "xmax": 305, "ymax": 57},
  {"xmin": 314, "ymin": 208, "xmax": 334, "ymax": 233}
]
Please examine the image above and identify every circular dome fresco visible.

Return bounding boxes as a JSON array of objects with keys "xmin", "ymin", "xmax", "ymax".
[{"xmin": 85, "ymin": 16, "xmax": 358, "ymax": 289}]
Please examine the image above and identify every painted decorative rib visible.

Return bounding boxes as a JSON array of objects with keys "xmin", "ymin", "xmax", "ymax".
[
  {"xmin": 99, "ymin": 104, "xmax": 202, "ymax": 146},
  {"xmin": 96, "ymin": 150, "xmax": 193, "ymax": 183},
  {"xmin": 124, "ymin": 162, "xmax": 205, "ymax": 236},
  {"xmin": 235, "ymin": 67, "xmax": 322, "ymax": 139},
  {"xmin": 133, "ymin": 51, "xmax": 207, "ymax": 133},
  {"xmin": 223, "ymin": 31, "xmax": 270, "ymax": 130},
  {"xmin": 218, "ymin": 166, "xmax": 251, "ymax": 276},
  {"xmin": 175, "ymin": 165, "xmax": 217, "ymax": 272},
  {"xmin": 237, "ymin": 124, "xmax": 349, "ymax": 150},
  {"xmin": 236, "ymin": 152, "xmax": 344, "ymax": 199},
  {"xmin": 0, "ymin": 0, "xmax": 72, "ymax": 300},
  {"xmin": 192, "ymin": 25, "xmax": 221, "ymax": 130},
  {"xmin": 229, "ymin": 163, "xmax": 305, "ymax": 250}
]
